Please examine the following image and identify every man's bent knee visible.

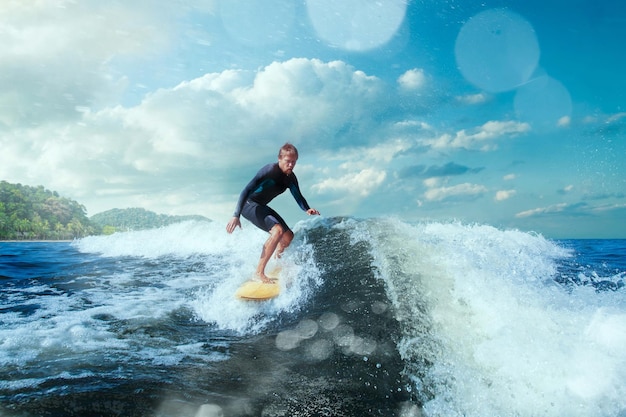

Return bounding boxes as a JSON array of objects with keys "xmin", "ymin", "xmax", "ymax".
[
  {"xmin": 269, "ymin": 224, "xmax": 285, "ymax": 237},
  {"xmin": 279, "ymin": 230, "xmax": 294, "ymax": 250}
]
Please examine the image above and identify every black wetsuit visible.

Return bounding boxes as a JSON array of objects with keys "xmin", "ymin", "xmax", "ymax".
[{"xmin": 233, "ymin": 163, "xmax": 311, "ymax": 233}]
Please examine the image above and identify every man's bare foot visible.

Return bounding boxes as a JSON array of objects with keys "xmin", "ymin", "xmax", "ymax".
[{"xmin": 256, "ymin": 273, "xmax": 277, "ymax": 284}]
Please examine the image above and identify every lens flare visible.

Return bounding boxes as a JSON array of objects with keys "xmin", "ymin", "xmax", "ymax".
[
  {"xmin": 514, "ymin": 75, "xmax": 572, "ymax": 129},
  {"xmin": 455, "ymin": 8, "xmax": 540, "ymax": 93},
  {"xmin": 306, "ymin": 0, "xmax": 407, "ymax": 51}
]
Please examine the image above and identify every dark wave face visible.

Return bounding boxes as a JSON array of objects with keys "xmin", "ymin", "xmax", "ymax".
[{"xmin": 1, "ymin": 219, "xmax": 625, "ymax": 417}]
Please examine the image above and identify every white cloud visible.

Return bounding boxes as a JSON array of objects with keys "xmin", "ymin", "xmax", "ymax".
[
  {"xmin": 456, "ymin": 93, "xmax": 488, "ymax": 105},
  {"xmin": 423, "ymin": 183, "xmax": 488, "ymax": 202},
  {"xmin": 515, "ymin": 203, "xmax": 569, "ymax": 218},
  {"xmin": 423, "ymin": 177, "xmax": 441, "ymax": 188},
  {"xmin": 606, "ymin": 112, "xmax": 626, "ymax": 123},
  {"xmin": 393, "ymin": 119, "xmax": 433, "ymax": 131},
  {"xmin": 580, "ymin": 111, "xmax": 626, "ymax": 127},
  {"xmin": 0, "ymin": 2, "xmax": 173, "ymax": 128},
  {"xmin": 503, "ymin": 173, "xmax": 517, "ymax": 181},
  {"xmin": 240, "ymin": 59, "xmax": 383, "ymax": 125},
  {"xmin": 0, "ymin": 57, "xmax": 391, "ymax": 216},
  {"xmin": 591, "ymin": 203, "xmax": 626, "ymax": 213},
  {"xmin": 313, "ymin": 169, "xmax": 387, "ymax": 197},
  {"xmin": 558, "ymin": 115, "xmax": 571, "ymax": 127},
  {"xmin": 327, "ymin": 138, "xmax": 413, "ymax": 169},
  {"xmin": 398, "ymin": 68, "xmax": 426, "ymax": 91},
  {"xmin": 516, "ymin": 202, "xmax": 626, "ymax": 219},
  {"xmin": 426, "ymin": 120, "xmax": 531, "ymax": 151},
  {"xmin": 495, "ymin": 189, "xmax": 516, "ymax": 201},
  {"xmin": 0, "ymin": 2, "xmax": 168, "ymax": 60}
]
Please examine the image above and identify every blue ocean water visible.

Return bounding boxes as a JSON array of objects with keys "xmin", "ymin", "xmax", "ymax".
[{"xmin": 0, "ymin": 218, "xmax": 625, "ymax": 417}]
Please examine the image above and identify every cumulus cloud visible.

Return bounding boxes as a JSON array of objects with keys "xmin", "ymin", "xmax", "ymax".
[
  {"xmin": 398, "ymin": 68, "xmax": 426, "ymax": 91},
  {"xmin": 425, "ymin": 120, "xmax": 531, "ymax": 151},
  {"xmin": 329, "ymin": 139, "xmax": 413, "ymax": 168},
  {"xmin": 312, "ymin": 169, "xmax": 387, "ymax": 197},
  {"xmin": 0, "ymin": 56, "xmax": 391, "ymax": 215}
]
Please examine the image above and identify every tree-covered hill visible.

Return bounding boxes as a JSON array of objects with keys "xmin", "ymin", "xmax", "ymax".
[
  {"xmin": 0, "ymin": 181, "xmax": 95, "ymax": 240},
  {"xmin": 90, "ymin": 208, "xmax": 210, "ymax": 234},
  {"xmin": 0, "ymin": 180, "xmax": 211, "ymax": 240}
]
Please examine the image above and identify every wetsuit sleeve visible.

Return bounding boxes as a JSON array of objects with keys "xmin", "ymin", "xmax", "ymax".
[
  {"xmin": 288, "ymin": 174, "xmax": 311, "ymax": 212},
  {"xmin": 233, "ymin": 165, "xmax": 270, "ymax": 217}
]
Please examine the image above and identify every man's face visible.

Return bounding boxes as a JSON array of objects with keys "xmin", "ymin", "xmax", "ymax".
[{"xmin": 278, "ymin": 152, "xmax": 297, "ymax": 175}]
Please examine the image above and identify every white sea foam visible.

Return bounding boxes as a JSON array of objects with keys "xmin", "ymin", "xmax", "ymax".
[
  {"xmin": 190, "ymin": 229, "xmax": 323, "ymax": 334},
  {"xmin": 75, "ymin": 220, "xmax": 242, "ymax": 259},
  {"xmin": 74, "ymin": 219, "xmax": 323, "ymax": 334},
  {"xmin": 366, "ymin": 219, "xmax": 626, "ymax": 417}
]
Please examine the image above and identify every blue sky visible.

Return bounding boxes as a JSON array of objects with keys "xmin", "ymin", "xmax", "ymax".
[{"xmin": 0, "ymin": 0, "xmax": 624, "ymax": 238}]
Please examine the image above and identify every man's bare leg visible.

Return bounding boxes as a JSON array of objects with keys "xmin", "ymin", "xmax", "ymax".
[
  {"xmin": 275, "ymin": 230, "xmax": 294, "ymax": 259},
  {"xmin": 256, "ymin": 224, "xmax": 284, "ymax": 283}
]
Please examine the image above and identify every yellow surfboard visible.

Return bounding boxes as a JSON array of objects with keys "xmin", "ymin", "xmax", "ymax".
[
  {"xmin": 235, "ymin": 267, "xmax": 281, "ymax": 300},
  {"xmin": 235, "ymin": 281, "xmax": 280, "ymax": 300}
]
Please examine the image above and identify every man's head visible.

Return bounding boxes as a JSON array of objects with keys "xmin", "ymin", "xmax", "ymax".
[{"xmin": 278, "ymin": 143, "xmax": 298, "ymax": 175}]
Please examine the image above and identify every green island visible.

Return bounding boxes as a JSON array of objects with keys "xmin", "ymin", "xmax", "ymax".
[{"xmin": 0, "ymin": 181, "xmax": 209, "ymax": 240}]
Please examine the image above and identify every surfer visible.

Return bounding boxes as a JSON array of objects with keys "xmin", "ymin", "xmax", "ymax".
[{"xmin": 226, "ymin": 143, "xmax": 320, "ymax": 283}]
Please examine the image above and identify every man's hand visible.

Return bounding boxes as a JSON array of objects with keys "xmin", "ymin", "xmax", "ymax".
[
  {"xmin": 306, "ymin": 208, "xmax": 320, "ymax": 216},
  {"xmin": 226, "ymin": 217, "xmax": 242, "ymax": 233}
]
